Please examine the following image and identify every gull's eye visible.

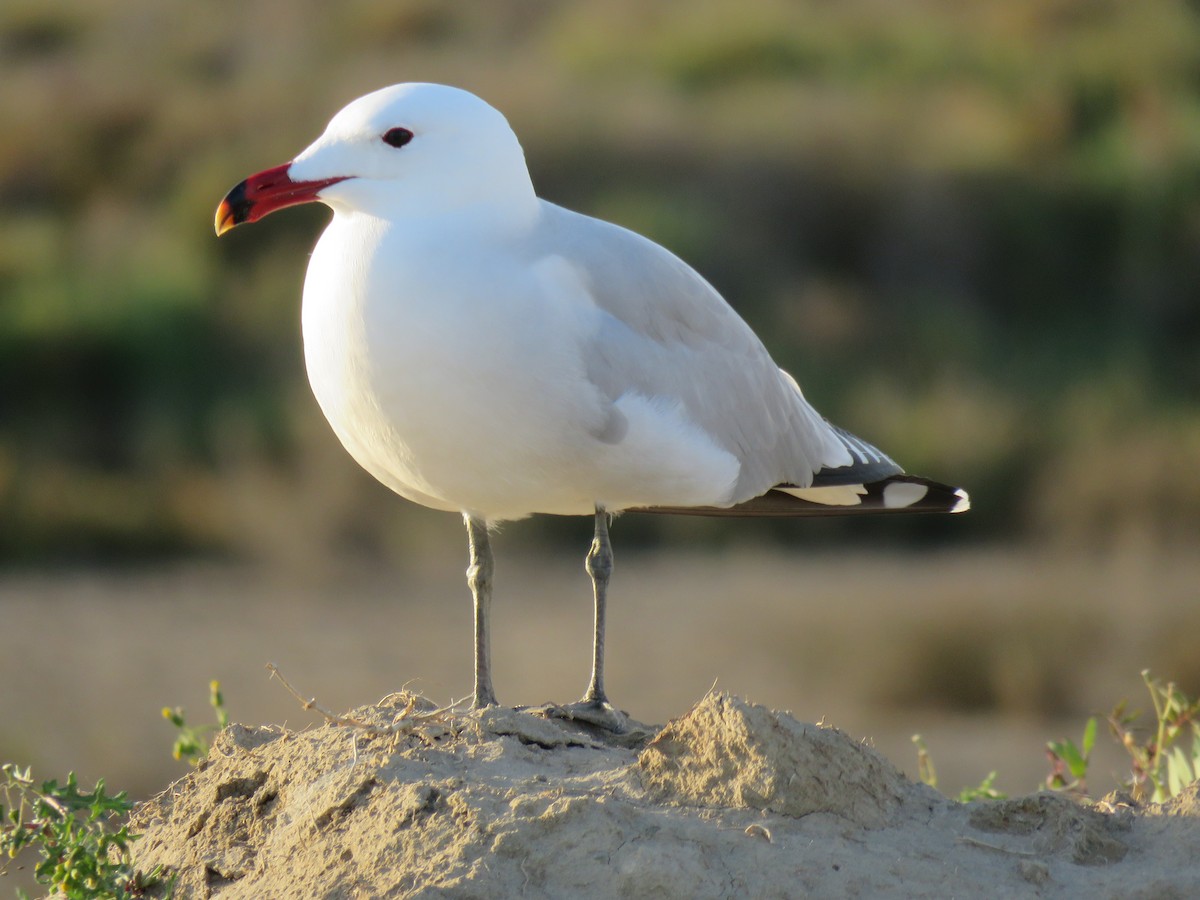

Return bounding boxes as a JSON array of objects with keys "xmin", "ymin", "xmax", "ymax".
[{"xmin": 382, "ymin": 127, "xmax": 414, "ymax": 148}]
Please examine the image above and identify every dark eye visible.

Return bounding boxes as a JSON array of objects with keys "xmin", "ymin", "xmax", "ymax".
[{"xmin": 382, "ymin": 127, "xmax": 413, "ymax": 148}]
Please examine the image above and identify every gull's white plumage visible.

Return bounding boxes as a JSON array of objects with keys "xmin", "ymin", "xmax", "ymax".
[
  {"xmin": 294, "ymin": 83, "xmax": 851, "ymax": 521},
  {"xmin": 217, "ymin": 82, "xmax": 968, "ymax": 723}
]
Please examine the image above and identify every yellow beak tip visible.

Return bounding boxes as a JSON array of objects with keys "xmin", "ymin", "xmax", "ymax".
[{"xmin": 214, "ymin": 202, "xmax": 235, "ymax": 236}]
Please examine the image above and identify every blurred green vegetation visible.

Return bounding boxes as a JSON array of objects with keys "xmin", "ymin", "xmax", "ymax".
[{"xmin": 1, "ymin": 0, "xmax": 1198, "ymax": 564}]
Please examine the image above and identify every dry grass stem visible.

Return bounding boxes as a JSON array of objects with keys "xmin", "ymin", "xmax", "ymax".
[{"xmin": 265, "ymin": 663, "xmax": 458, "ymax": 738}]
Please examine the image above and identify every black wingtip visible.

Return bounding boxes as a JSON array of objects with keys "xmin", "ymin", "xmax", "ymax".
[{"xmin": 629, "ymin": 475, "xmax": 969, "ymax": 518}]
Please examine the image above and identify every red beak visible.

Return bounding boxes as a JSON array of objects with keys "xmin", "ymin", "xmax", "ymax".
[{"xmin": 215, "ymin": 164, "xmax": 347, "ymax": 235}]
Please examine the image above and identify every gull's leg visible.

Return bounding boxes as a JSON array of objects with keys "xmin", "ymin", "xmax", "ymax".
[
  {"xmin": 582, "ymin": 506, "xmax": 614, "ymax": 706},
  {"xmin": 465, "ymin": 514, "xmax": 498, "ymax": 709},
  {"xmin": 531, "ymin": 508, "xmax": 643, "ymax": 735},
  {"xmin": 546, "ymin": 506, "xmax": 629, "ymax": 732}
]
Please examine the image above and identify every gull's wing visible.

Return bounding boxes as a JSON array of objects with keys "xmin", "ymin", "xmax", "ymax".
[{"xmin": 532, "ymin": 201, "xmax": 876, "ymax": 502}]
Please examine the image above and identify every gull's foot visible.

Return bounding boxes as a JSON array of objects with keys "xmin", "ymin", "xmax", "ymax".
[
  {"xmin": 527, "ymin": 699, "xmax": 656, "ymax": 747},
  {"xmin": 551, "ymin": 697, "xmax": 630, "ymax": 733}
]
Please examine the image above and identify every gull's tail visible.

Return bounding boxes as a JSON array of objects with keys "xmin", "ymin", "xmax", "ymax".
[{"xmin": 633, "ymin": 425, "xmax": 969, "ymax": 517}]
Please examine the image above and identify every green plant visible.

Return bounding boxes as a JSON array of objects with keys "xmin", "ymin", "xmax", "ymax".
[
  {"xmin": 1042, "ymin": 670, "xmax": 1200, "ymax": 802},
  {"xmin": 1045, "ymin": 716, "xmax": 1097, "ymax": 796},
  {"xmin": 911, "ymin": 733, "xmax": 937, "ymax": 789},
  {"xmin": 912, "ymin": 671, "xmax": 1200, "ymax": 804},
  {"xmin": 911, "ymin": 734, "xmax": 1006, "ymax": 802},
  {"xmin": 1109, "ymin": 670, "xmax": 1200, "ymax": 803},
  {"xmin": 162, "ymin": 679, "xmax": 230, "ymax": 766},
  {"xmin": 956, "ymin": 770, "xmax": 1005, "ymax": 803},
  {"xmin": 0, "ymin": 764, "xmax": 165, "ymax": 899}
]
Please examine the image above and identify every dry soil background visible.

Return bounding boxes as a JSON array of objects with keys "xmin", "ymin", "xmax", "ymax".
[{"xmin": 130, "ymin": 692, "xmax": 1200, "ymax": 898}]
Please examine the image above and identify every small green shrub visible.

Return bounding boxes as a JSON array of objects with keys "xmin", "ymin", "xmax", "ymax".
[
  {"xmin": 911, "ymin": 733, "xmax": 1007, "ymax": 802},
  {"xmin": 0, "ymin": 765, "xmax": 165, "ymax": 899},
  {"xmin": 1044, "ymin": 716, "xmax": 1097, "ymax": 796},
  {"xmin": 919, "ymin": 670, "xmax": 1200, "ymax": 803},
  {"xmin": 1108, "ymin": 670, "xmax": 1200, "ymax": 803},
  {"xmin": 162, "ymin": 679, "xmax": 230, "ymax": 766}
]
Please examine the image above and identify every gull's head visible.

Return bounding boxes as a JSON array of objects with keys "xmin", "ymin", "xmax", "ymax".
[{"xmin": 215, "ymin": 83, "xmax": 534, "ymax": 234}]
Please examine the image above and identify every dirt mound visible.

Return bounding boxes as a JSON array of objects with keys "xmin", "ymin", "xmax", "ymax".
[{"xmin": 131, "ymin": 692, "xmax": 1200, "ymax": 898}]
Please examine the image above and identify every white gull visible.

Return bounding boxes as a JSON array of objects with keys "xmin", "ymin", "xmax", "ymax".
[{"xmin": 216, "ymin": 83, "xmax": 968, "ymax": 729}]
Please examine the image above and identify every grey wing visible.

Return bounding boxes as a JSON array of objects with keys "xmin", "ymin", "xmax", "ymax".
[{"xmin": 535, "ymin": 202, "xmax": 859, "ymax": 501}]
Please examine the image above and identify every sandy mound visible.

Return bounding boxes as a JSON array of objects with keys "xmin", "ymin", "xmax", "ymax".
[{"xmin": 131, "ymin": 693, "xmax": 1200, "ymax": 898}]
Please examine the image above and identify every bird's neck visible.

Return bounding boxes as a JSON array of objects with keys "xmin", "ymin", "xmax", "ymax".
[
  {"xmin": 324, "ymin": 168, "xmax": 539, "ymax": 231},
  {"xmin": 330, "ymin": 191, "xmax": 541, "ymax": 243}
]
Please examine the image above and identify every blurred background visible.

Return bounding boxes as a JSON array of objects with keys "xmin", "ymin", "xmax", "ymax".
[{"xmin": 2, "ymin": 0, "xmax": 1199, "ymax": 823}]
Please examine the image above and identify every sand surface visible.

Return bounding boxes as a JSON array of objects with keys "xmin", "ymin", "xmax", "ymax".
[{"xmin": 129, "ymin": 692, "xmax": 1200, "ymax": 898}]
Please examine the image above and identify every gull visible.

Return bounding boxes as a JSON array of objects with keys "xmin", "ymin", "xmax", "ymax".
[{"xmin": 216, "ymin": 83, "xmax": 968, "ymax": 730}]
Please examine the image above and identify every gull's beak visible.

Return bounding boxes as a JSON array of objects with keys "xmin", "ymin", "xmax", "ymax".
[{"xmin": 215, "ymin": 163, "xmax": 347, "ymax": 236}]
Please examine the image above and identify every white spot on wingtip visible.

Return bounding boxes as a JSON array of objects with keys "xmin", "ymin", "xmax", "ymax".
[
  {"xmin": 778, "ymin": 484, "xmax": 867, "ymax": 506},
  {"xmin": 951, "ymin": 489, "xmax": 971, "ymax": 513},
  {"xmin": 882, "ymin": 481, "xmax": 929, "ymax": 509}
]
